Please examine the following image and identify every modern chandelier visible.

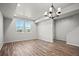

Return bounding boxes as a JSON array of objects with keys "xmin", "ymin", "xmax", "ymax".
[{"xmin": 44, "ymin": 3, "xmax": 62, "ymax": 19}]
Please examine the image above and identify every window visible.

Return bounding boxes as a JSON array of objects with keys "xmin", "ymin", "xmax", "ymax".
[
  {"xmin": 25, "ymin": 20, "xmax": 31, "ymax": 32},
  {"xmin": 16, "ymin": 19, "xmax": 31, "ymax": 32}
]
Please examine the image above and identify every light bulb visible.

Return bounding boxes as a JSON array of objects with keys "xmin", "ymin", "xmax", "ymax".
[
  {"xmin": 56, "ymin": 7, "xmax": 61, "ymax": 15},
  {"xmin": 49, "ymin": 7, "xmax": 52, "ymax": 12},
  {"xmin": 17, "ymin": 3, "xmax": 20, "ymax": 7},
  {"xmin": 56, "ymin": 11, "xmax": 61, "ymax": 16},
  {"xmin": 44, "ymin": 11, "xmax": 48, "ymax": 16},
  {"xmin": 14, "ymin": 14, "xmax": 16, "ymax": 16},
  {"xmin": 49, "ymin": 13, "xmax": 52, "ymax": 17},
  {"xmin": 57, "ymin": 8, "xmax": 61, "ymax": 12}
]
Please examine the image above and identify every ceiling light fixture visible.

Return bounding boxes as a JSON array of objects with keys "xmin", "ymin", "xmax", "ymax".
[
  {"xmin": 14, "ymin": 14, "xmax": 16, "ymax": 16},
  {"xmin": 17, "ymin": 3, "xmax": 20, "ymax": 7},
  {"xmin": 44, "ymin": 3, "xmax": 62, "ymax": 19}
]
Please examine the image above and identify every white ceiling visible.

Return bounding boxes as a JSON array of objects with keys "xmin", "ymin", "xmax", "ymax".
[
  {"xmin": 0, "ymin": 3, "xmax": 17, "ymax": 18},
  {"xmin": 15, "ymin": 3, "xmax": 73, "ymax": 20},
  {"xmin": 0, "ymin": 3, "xmax": 78, "ymax": 20}
]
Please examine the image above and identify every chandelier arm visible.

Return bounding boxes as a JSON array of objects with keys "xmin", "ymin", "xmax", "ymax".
[{"xmin": 52, "ymin": 3, "xmax": 57, "ymax": 12}]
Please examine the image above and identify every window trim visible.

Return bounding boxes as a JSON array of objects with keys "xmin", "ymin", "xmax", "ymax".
[{"xmin": 16, "ymin": 19, "xmax": 31, "ymax": 33}]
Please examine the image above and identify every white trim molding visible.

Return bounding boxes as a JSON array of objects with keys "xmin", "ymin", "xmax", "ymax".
[{"xmin": 0, "ymin": 42, "xmax": 3, "ymax": 50}]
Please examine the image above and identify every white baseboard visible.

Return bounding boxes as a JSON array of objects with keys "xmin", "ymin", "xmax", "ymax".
[
  {"xmin": 4, "ymin": 39, "xmax": 38, "ymax": 43},
  {"xmin": 39, "ymin": 39, "xmax": 53, "ymax": 43},
  {"xmin": 67, "ymin": 42, "xmax": 79, "ymax": 47},
  {"xmin": 0, "ymin": 42, "xmax": 3, "ymax": 50}
]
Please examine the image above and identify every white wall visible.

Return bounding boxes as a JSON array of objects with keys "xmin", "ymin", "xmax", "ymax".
[
  {"xmin": 0, "ymin": 11, "xmax": 3, "ymax": 49},
  {"xmin": 4, "ymin": 18, "xmax": 37, "ymax": 43},
  {"xmin": 56, "ymin": 13, "xmax": 79, "ymax": 42},
  {"xmin": 67, "ymin": 27, "xmax": 79, "ymax": 47},
  {"xmin": 37, "ymin": 19, "xmax": 54, "ymax": 42}
]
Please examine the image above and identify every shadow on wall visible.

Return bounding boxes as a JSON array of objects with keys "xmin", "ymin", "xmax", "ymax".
[
  {"xmin": 3, "ymin": 17, "xmax": 13, "ymax": 42},
  {"xmin": 4, "ymin": 17, "xmax": 13, "ymax": 33}
]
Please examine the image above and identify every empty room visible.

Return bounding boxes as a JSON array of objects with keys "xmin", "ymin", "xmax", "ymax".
[{"xmin": 0, "ymin": 3, "xmax": 79, "ymax": 56}]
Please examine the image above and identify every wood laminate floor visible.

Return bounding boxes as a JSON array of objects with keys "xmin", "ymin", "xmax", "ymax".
[{"xmin": 0, "ymin": 39, "xmax": 79, "ymax": 56}]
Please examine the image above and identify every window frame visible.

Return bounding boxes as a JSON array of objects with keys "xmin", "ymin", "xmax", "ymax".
[{"xmin": 16, "ymin": 19, "xmax": 31, "ymax": 33}]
